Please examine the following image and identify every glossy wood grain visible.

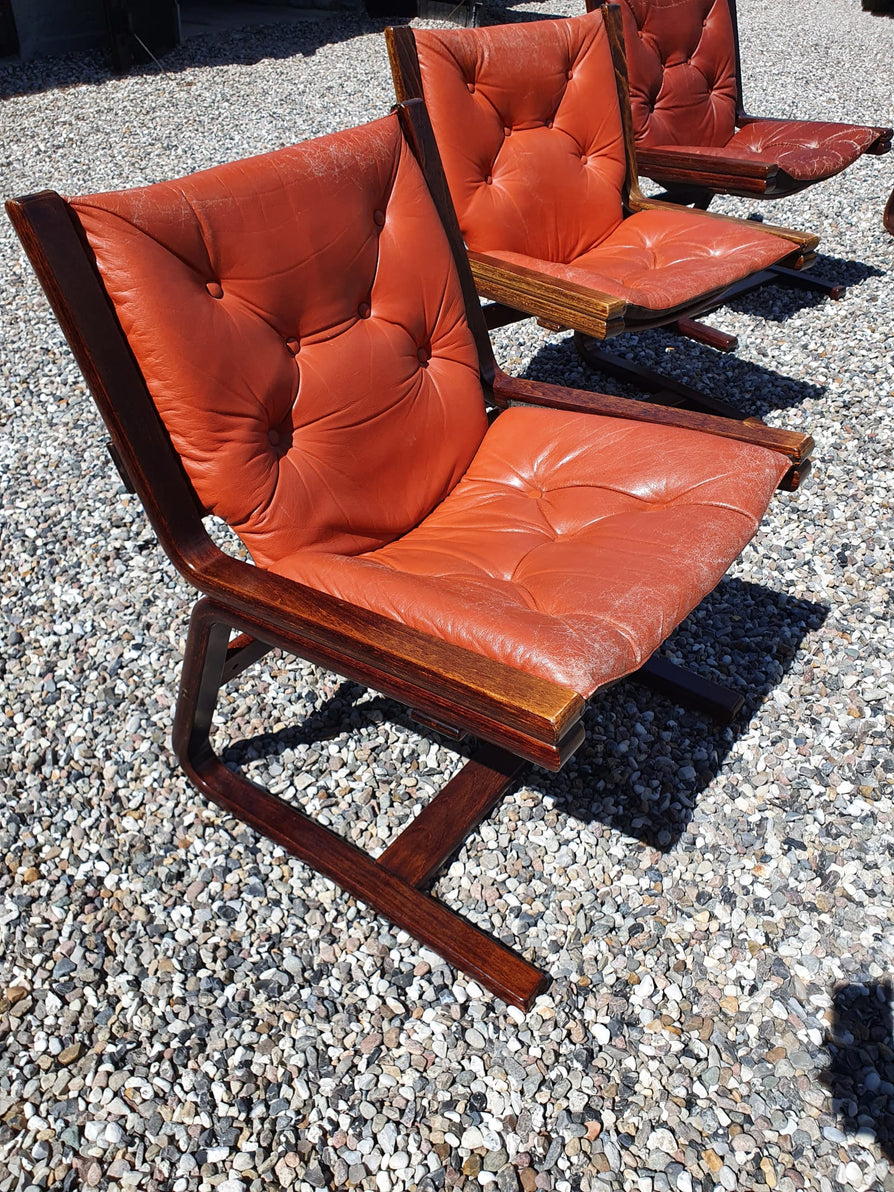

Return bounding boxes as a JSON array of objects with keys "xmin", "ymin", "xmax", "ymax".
[
  {"xmin": 173, "ymin": 601, "xmax": 548, "ymax": 1009},
  {"xmin": 673, "ymin": 319, "xmax": 738, "ymax": 352},
  {"xmin": 468, "ymin": 251, "xmax": 627, "ymax": 341},
  {"xmin": 378, "ymin": 743, "xmax": 529, "ymax": 888}
]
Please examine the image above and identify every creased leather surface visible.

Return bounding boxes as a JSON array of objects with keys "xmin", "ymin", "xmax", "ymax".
[
  {"xmin": 617, "ymin": 0, "xmax": 738, "ymax": 147},
  {"xmin": 71, "ymin": 115, "xmax": 488, "ymax": 568},
  {"xmin": 413, "ymin": 12, "xmax": 628, "ymax": 260},
  {"xmin": 645, "ymin": 120, "xmax": 882, "ymax": 183},
  {"xmin": 488, "ymin": 206, "xmax": 791, "ymax": 312},
  {"xmin": 273, "ymin": 408, "xmax": 790, "ymax": 696},
  {"xmin": 727, "ymin": 120, "xmax": 881, "ymax": 181},
  {"xmin": 70, "ymin": 113, "xmax": 788, "ymax": 700}
]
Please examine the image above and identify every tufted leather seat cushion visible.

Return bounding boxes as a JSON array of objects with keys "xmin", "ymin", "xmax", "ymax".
[
  {"xmin": 68, "ymin": 111, "xmax": 791, "ymax": 700},
  {"xmin": 412, "ymin": 10, "xmax": 794, "ymax": 310},
  {"xmin": 719, "ymin": 120, "xmax": 881, "ymax": 181},
  {"xmin": 487, "ymin": 205, "xmax": 791, "ymax": 314},
  {"xmin": 71, "ymin": 115, "xmax": 489, "ymax": 569},
  {"xmin": 617, "ymin": 0, "xmax": 738, "ymax": 148},
  {"xmin": 274, "ymin": 407, "xmax": 790, "ymax": 696}
]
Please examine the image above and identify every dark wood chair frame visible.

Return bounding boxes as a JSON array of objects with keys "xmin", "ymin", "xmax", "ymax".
[
  {"xmin": 587, "ymin": 0, "xmax": 893, "ymax": 291},
  {"xmin": 7, "ymin": 100, "xmax": 813, "ymax": 1010},
  {"xmin": 387, "ymin": 10, "xmax": 822, "ymax": 417}
]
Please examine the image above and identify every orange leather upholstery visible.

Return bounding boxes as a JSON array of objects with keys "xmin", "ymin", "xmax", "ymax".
[
  {"xmin": 411, "ymin": 10, "xmax": 793, "ymax": 312},
  {"xmin": 413, "ymin": 14, "xmax": 628, "ymax": 259},
  {"xmin": 489, "ymin": 206, "xmax": 791, "ymax": 315},
  {"xmin": 722, "ymin": 119, "xmax": 883, "ymax": 182},
  {"xmin": 614, "ymin": 0, "xmax": 891, "ymax": 185},
  {"xmin": 68, "ymin": 111, "xmax": 791, "ymax": 700},
  {"xmin": 617, "ymin": 0, "xmax": 738, "ymax": 149},
  {"xmin": 275, "ymin": 408, "xmax": 789, "ymax": 695},
  {"xmin": 72, "ymin": 117, "xmax": 489, "ymax": 569}
]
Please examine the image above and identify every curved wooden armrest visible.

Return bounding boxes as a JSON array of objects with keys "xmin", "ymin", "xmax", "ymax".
[
  {"xmin": 637, "ymin": 145, "xmax": 778, "ymax": 183},
  {"xmin": 491, "ymin": 370, "xmax": 814, "ymax": 479},
  {"xmin": 467, "ymin": 251, "xmax": 627, "ymax": 340},
  {"xmin": 176, "ymin": 539, "xmax": 584, "ymax": 769}
]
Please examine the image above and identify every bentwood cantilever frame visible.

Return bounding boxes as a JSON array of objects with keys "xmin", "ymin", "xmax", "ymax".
[
  {"xmin": 387, "ymin": 6, "xmax": 821, "ymax": 416},
  {"xmin": 8, "ymin": 101, "xmax": 813, "ymax": 1008},
  {"xmin": 590, "ymin": 0, "xmax": 892, "ymax": 280}
]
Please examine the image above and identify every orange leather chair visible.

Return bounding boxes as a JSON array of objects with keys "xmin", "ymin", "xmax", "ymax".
[
  {"xmin": 387, "ymin": 7, "xmax": 822, "ymax": 415},
  {"xmin": 591, "ymin": 0, "xmax": 892, "ymax": 258},
  {"xmin": 8, "ymin": 102, "xmax": 813, "ymax": 1007}
]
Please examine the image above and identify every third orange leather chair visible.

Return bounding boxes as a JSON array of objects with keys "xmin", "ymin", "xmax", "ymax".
[{"xmin": 590, "ymin": 0, "xmax": 892, "ymax": 262}]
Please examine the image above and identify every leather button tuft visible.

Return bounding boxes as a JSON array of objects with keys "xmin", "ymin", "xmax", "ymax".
[
  {"xmin": 268, "ymin": 429, "xmax": 281, "ymax": 447},
  {"xmin": 286, "ymin": 338, "xmax": 300, "ymax": 356},
  {"xmin": 546, "ymin": 120, "xmax": 554, "ymax": 129},
  {"xmin": 503, "ymin": 127, "xmax": 512, "ymax": 137},
  {"xmin": 467, "ymin": 82, "xmax": 475, "ymax": 93},
  {"xmin": 417, "ymin": 346, "xmax": 431, "ymax": 364},
  {"xmin": 206, "ymin": 281, "xmax": 223, "ymax": 299},
  {"xmin": 485, "ymin": 175, "xmax": 493, "ymax": 185},
  {"xmin": 566, "ymin": 70, "xmax": 573, "ymax": 80},
  {"xmin": 580, "ymin": 154, "xmax": 588, "ymax": 164},
  {"xmin": 358, "ymin": 302, "xmax": 371, "ymax": 319},
  {"xmin": 373, "ymin": 209, "xmax": 385, "ymax": 227}
]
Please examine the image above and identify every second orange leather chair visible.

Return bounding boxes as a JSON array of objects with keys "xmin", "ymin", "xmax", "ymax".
[{"xmin": 387, "ymin": 6, "xmax": 820, "ymax": 417}]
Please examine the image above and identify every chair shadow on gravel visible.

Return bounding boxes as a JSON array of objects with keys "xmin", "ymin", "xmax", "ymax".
[
  {"xmin": 519, "ymin": 331, "xmax": 826, "ymax": 417},
  {"xmin": 724, "ymin": 252, "xmax": 885, "ymax": 319},
  {"xmin": 820, "ymin": 980, "xmax": 894, "ymax": 1161},
  {"xmin": 0, "ymin": 12, "xmax": 403, "ymax": 100},
  {"xmin": 221, "ymin": 577, "xmax": 827, "ymax": 856},
  {"xmin": 535, "ymin": 577, "xmax": 827, "ymax": 850}
]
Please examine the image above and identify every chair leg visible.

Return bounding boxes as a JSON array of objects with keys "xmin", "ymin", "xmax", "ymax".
[
  {"xmin": 172, "ymin": 598, "xmax": 547, "ymax": 1009},
  {"xmin": 634, "ymin": 655, "xmax": 744, "ymax": 725},
  {"xmin": 672, "ymin": 318, "xmax": 739, "ymax": 352},
  {"xmin": 573, "ymin": 332, "xmax": 748, "ymax": 420},
  {"xmin": 768, "ymin": 263, "xmax": 845, "ymax": 300},
  {"xmin": 885, "ymin": 187, "xmax": 894, "ymax": 236}
]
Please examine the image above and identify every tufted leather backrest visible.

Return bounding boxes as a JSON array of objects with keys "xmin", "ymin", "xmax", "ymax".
[
  {"xmin": 615, "ymin": 0, "xmax": 738, "ymax": 148},
  {"xmin": 412, "ymin": 10, "xmax": 627, "ymax": 262},
  {"xmin": 69, "ymin": 115, "xmax": 489, "ymax": 570}
]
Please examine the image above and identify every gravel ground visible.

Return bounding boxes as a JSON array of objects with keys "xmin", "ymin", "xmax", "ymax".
[{"xmin": 1, "ymin": 2, "xmax": 893, "ymax": 1190}]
